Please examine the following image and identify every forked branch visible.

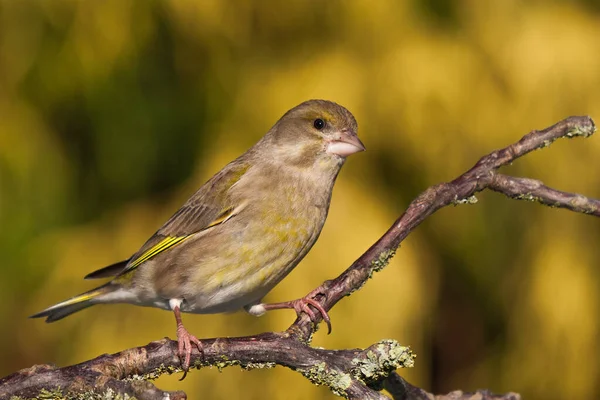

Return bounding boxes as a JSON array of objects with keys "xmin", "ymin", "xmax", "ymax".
[{"xmin": 2, "ymin": 116, "xmax": 596, "ymax": 400}]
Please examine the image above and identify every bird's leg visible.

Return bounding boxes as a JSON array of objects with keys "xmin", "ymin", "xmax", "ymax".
[
  {"xmin": 170, "ymin": 299, "xmax": 203, "ymax": 380},
  {"xmin": 250, "ymin": 288, "xmax": 332, "ymax": 334}
]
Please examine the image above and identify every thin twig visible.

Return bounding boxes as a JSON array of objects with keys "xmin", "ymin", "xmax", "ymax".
[{"xmin": 290, "ymin": 116, "xmax": 597, "ymax": 341}]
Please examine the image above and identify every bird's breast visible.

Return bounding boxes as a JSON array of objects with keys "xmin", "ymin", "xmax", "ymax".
[{"xmin": 155, "ymin": 167, "xmax": 334, "ymax": 313}]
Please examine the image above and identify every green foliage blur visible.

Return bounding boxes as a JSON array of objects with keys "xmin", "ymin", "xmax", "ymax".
[{"xmin": 2, "ymin": 1, "xmax": 600, "ymax": 399}]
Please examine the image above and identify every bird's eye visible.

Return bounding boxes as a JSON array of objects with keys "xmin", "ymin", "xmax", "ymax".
[{"xmin": 313, "ymin": 118, "xmax": 325, "ymax": 130}]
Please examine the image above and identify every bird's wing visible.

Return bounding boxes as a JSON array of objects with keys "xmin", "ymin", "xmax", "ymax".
[
  {"xmin": 118, "ymin": 161, "xmax": 251, "ymax": 276},
  {"xmin": 84, "ymin": 259, "xmax": 130, "ymax": 279}
]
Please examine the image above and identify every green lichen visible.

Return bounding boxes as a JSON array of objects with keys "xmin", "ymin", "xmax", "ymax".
[
  {"xmin": 346, "ymin": 248, "xmax": 399, "ymax": 297},
  {"xmin": 75, "ymin": 388, "xmax": 133, "ymax": 400},
  {"xmin": 184, "ymin": 356, "xmax": 276, "ymax": 373},
  {"xmin": 568, "ymin": 197, "xmax": 598, "ymax": 214},
  {"xmin": 453, "ymin": 195, "xmax": 478, "ymax": 206},
  {"xmin": 351, "ymin": 340, "xmax": 415, "ymax": 384},
  {"xmin": 371, "ymin": 248, "xmax": 397, "ymax": 273},
  {"xmin": 40, "ymin": 388, "xmax": 65, "ymax": 399},
  {"xmin": 12, "ymin": 388, "xmax": 64, "ymax": 400},
  {"xmin": 514, "ymin": 193, "xmax": 537, "ymax": 202},
  {"xmin": 13, "ymin": 388, "xmax": 135, "ymax": 400},
  {"xmin": 298, "ymin": 341, "xmax": 415, "ymax": 398},
  {"xmin": 138, "ymin": 363, "xmax": 181, "ymax": 380},
  {"xmin": 129, "ymin": 356, "xmax": 275, "ymax": 382},
  {"xmin": 13, "ymin": 357, "xmax": 275, "ymax": 399},
  {"xmin": 240, "ymin": 362, "xmax": 276, "ymax": 371},
  {"xmin": 302, "ymin": 330, "xmax": 315, "ymax": 344},
  {"xmin": 300, "ymin": 362, "xmax": 353, "ymax": 398},
  {"xmin": 566, "ymin": 123, "xmax": 596, "ymax": 138},
  {"xmin": 214, "ymin": 356, "xmax": 238, "ymax": 372}
]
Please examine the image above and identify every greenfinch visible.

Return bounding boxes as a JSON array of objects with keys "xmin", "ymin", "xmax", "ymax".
[{"xmin": 31, "ymin": 99, "xmax": 365, "ymax": 375}]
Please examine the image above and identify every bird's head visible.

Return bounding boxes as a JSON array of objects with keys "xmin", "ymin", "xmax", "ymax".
[{"xmin": 266, "ymin": 100, "xmax": 365, "ymax": 168}]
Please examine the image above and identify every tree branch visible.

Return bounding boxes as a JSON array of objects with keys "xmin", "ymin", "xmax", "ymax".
[
  {"xmin": 289, "ymin": 115, "xmax": 597, "ymax": 342},
  {"xmin": 2, "ymin": 116, "xmax": 596, "ymax": 399},
  {"xmin": 489, "ymin": 174, "xmax": 600, "ymax": 215},
  {"xmin": 383, "ymin": 372, "xmax": 522, "ymax": 400}
]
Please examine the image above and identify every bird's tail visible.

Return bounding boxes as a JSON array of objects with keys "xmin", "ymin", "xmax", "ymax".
[{"xmin": 30, "ymin": 283, "xmax": 112, "ymax": 323}]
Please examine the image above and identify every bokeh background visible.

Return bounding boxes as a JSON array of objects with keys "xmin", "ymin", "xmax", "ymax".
[{"xmin": 2, "ymin": 0, "xmax": 600, "ymax": 399}]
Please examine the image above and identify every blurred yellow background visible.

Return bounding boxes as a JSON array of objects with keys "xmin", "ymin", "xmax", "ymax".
[{"xmin": 1, "ymin": 1, "xmax": 600, "ymax": 399}]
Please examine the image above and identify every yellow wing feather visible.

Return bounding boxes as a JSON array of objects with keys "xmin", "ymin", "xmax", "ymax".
[
  {"xmin": 123, "ymin": 206, "xmax": 235, "ymax": 273},
  {"xmin": 127, "ymin": 236, "xmax": 191, "ymax": 270}
]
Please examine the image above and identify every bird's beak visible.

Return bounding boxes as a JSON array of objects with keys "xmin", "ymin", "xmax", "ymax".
[{"xmin": 326, "ymin": 131, "xmax": 366, "ymax": 157}]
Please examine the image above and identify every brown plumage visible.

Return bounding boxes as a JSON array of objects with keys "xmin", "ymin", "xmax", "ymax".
[{"xmin": 31, "ymin": 99, "xmax": 365, "ymax": 376}]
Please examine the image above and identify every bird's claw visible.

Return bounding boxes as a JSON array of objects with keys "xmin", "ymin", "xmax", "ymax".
[
  {"xmin": 262, "ymin": 289, "xmax": 332, "ymax": 334},
  {"xmin": 292, "ymin": 296, "xmax": 332, "ymax": 334},
  {"xmin": 176, "ymin": 324, "xmax": 203, "ymax": 381}
]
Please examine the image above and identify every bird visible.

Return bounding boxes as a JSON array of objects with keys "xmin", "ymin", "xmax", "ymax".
[{"xmin": 31, "ymin": 99, "xmax": 365, "ymax": 377}]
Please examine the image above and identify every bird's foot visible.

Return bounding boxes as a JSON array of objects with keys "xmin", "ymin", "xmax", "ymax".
[
  {"xmin": 261, "ymin": 288, "xmax": 332, "ymax": 334},
  {"xmin": 176, "ymin": 322, "xmax": 203, "ymax": 380}
]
